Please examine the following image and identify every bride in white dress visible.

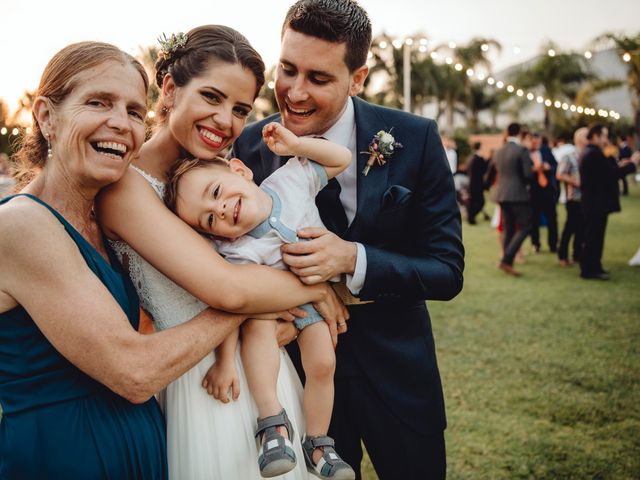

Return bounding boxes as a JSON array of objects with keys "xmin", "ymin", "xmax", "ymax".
[{"xmin": 96, "ymin": 25, "xmax": 345, "ymax": 480}]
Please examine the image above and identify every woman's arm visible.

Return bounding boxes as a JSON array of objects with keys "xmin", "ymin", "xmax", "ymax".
[
  {"xmin": 96, "ymin": 169, "xmax": 340, "ymax": 315},
  {"xmin": 0, "ymin": 202, "xmax": 242, "ymax": 404}
]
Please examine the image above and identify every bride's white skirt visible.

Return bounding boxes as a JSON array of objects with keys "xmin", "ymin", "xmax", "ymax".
[{"xmin": 160, "ymin": 347, "xmax": 310, "ymax": 480}]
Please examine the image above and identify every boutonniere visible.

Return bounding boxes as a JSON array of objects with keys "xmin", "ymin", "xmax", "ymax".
[
  {"xmin": 158, "ymin": 32, "xmax": 188, "ymax": 59},
  {"xmin": 361, "ymin": 129, "xmax": 403, "ymax": 176}
]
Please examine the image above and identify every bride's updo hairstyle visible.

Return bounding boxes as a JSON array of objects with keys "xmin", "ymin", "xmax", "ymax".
[{"xmin": 154, "ymin": 25, "xmax": 265, "ymax": 123}]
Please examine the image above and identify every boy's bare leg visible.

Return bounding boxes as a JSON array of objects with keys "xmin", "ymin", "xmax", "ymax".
[
  {"xmin": 241, "ymin": 319, "xmax": 283, "ymax": 421},
  {"xmin": 298, "ymin": 321, "xmax": 336, "ymax": 463}
]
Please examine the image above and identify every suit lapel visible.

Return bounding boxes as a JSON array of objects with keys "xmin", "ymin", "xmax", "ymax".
[{"xmin": 350, "ymin": 97, "xmax": 391, "ymax": 236}]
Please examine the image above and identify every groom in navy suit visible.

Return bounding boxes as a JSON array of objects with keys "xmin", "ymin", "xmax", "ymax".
[{"xmin": 231, "ymin": 1, "xmax": 464, "ymax": 478}]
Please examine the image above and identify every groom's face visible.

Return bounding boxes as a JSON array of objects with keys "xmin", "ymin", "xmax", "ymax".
[{"xmin": 275, "ymin": 29, "xmax": 368, "ymax": 137}]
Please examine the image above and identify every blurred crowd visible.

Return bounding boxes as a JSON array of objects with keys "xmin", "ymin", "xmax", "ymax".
[{"xmin": 453, "ymin": 124, "xmax": 639, "ymax": 278}]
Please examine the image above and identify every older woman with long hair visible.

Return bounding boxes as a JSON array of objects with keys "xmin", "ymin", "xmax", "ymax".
[{"xmin": 0, "ymin": 41, "xmax": 248, "ymax": 479}]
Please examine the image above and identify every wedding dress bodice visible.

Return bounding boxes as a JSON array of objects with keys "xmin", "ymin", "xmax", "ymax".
[{"xmin": 109, "ymin": 166, "xmax": 207, "ymax": 330}]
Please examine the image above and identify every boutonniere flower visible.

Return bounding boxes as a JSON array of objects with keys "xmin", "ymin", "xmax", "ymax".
[
  {"xmin": 361, "ymin": 129, "xmax": 403, "ymax": 176},
  {"xmin": 158, "ymin": 32, "xmax": 188, "ymax": 59}
]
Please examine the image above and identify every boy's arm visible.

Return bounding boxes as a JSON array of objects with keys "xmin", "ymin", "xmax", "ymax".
[{"xmin": 262, "ymin": 122, "xmax": 350, "ymax": 179}]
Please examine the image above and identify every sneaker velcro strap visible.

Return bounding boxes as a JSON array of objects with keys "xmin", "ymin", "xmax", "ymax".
[
  {"xmin": 308, "ymin": 435, "xmax": 335, "ymax": 449},
  {"xmin": 255, "ymin": 409, "xmax": 294, "ymax": 440}
]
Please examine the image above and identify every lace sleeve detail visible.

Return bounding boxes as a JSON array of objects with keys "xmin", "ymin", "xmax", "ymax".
[{"xmin": 106, "ymin": 165, "xmax": 208, "ymax": 330}]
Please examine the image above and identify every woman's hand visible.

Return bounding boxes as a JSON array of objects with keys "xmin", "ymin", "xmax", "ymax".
[
  {"xmin": 202, "ymin": 360, "xmax": 240, "ymax": 403},
  {"xmin": 312, "ymin": 284, "xmax": 349, "ymax": 348}
]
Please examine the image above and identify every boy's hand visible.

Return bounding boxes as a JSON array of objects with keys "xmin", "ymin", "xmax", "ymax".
[
  {"xmin": 202, "ymin": 361, "xmax": 240, "ymax": 403},
  {"xmin": 262, "ymin": 122, "xmax": 300, "ymax": 157}
]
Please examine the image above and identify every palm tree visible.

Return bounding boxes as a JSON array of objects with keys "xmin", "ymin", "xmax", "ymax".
[
  {"xmin": 468, "ymin": 83, "xmax": 502, "ymax": 131},
  {"xmin": 512, "ymin": 42, "xmax": 593, "ymax": 132},
  {"xmin": 137, "ymin": 45, "xmax": 161, "ymax": 127},
  {"xmin": 10, "ymin": 90, "xmax": 35, "ymax": 126},
  {"xmin": 437, "ymin": 38, "xmax": 501, "ymax": 130},
  {"xmin": 0, "ymin": 99, "xmax": 8, "ymax": 127},
  {"xmin": 596, "ymin": 33, "xmax": 640, "ymax": 140}
]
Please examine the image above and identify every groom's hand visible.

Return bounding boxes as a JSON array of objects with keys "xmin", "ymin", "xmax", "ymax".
[
  {"xmin": 312, "ymin": 284, "xmax": 348, "ymax": 348},
  {"xmin": 282, "ymin": 227, "xmax": 357, "ymax": 284}
]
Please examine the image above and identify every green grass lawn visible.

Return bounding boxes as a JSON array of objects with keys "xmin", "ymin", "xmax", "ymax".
[{"xmin": 363, "ymin": 183, "xmax": 640, "ymax": 479}]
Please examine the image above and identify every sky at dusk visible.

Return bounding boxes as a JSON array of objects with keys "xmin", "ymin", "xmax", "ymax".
[{"xmin": 2, "ymin": 0, "xmax": 639, "ymax": 117}]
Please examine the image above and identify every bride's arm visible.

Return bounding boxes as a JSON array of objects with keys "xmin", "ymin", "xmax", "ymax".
[{"xmin": 96, "ymin": 169, "xmax": 332, "ymax": 314}]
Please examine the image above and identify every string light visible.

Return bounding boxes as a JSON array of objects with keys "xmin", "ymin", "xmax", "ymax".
[
  {"xmin": 0, "ymin": 127, "xmax": 6, "ymax": 135},
  {"xmin": 370, "ymin": 35, "xmax": 624, "ymax": 122}
]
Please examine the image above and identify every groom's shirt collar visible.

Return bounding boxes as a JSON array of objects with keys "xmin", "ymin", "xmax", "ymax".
[{"xmin": 317, "ymin": 97, "xmax": 355, "ymax": 147}]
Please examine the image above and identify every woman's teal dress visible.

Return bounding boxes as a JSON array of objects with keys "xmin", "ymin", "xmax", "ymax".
[{"xmin": 0, "ymin": 194, "xmax": 167, "ymax": 479}]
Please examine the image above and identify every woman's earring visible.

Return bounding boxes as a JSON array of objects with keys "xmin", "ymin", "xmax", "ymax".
[
  {"xmin": 162, "ymin": 105, "xmax": 170, "ymax": 114},
  {"xmin": 46, "ymin": 133, "xmax": 53, "ymax": 161}
]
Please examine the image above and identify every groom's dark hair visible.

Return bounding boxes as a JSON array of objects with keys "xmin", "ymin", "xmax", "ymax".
[{"xmin": 282, "ymin": 0, "xmax": 372, "ymax": 72}]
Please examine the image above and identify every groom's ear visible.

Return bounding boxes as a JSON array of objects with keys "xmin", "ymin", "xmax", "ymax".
[{"xmin": 348, "ymin": 65, "xmax": 369, "ymax": 96}]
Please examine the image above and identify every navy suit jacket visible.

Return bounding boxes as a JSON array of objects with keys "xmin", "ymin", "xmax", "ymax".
[{"xmin": 231, "ymin": 96, "xmax": 464, "ymax": 434}]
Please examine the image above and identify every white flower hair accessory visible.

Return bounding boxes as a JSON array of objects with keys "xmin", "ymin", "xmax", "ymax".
[
  {"xmin": 361, "ymin": 129, "xmax": 403, "ymax": 176},
  {"xmin": 158, "ymin": 32, "xmax": 188, "ymax": 59}
]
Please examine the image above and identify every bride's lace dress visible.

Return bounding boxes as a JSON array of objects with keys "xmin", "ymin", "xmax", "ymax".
[{"xmin": 109, "ymin": 166, "xmax": 309, "ymax": 480}]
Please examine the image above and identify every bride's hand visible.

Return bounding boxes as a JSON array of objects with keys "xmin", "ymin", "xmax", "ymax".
[
  {"xmin": 250, "ymin": 310, "xmax": 297, "ymax": 322},
  {"xmin": 276, "ymin": 320, "xmax": 300, "ymax": 347},
  {"xmin": 202, "ymin": 361, "xmax": 240, "ymax": 403},
  {"xmin": 312, "ymin": 284, "xmax": 349, "ymax": 348}
]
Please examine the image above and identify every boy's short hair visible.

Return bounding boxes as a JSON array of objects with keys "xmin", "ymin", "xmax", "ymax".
[
  {"xmin": 507, "ymin": 122, "xmax": 521, "ymax": 137},
  {"xmin": 587, "ymin": 123, "xmax": 604, "ymax": 140},
  {"xmin": 164, "ymin": 157, "xmax": 229, "ymax": 213}
]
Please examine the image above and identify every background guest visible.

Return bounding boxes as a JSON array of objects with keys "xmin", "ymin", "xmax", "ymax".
[
  {"xmin": 579, "ymin": 123, "xmax": 636, "ymax": 280},
  {"xmin": 467, "ymin": 141, "xmax": 489, "ymax": 225}
]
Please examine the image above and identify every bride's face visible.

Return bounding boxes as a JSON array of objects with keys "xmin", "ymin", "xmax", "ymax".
[{"xmin": 166, "ymin": 61, "xmax": 257, "ymax": 159}]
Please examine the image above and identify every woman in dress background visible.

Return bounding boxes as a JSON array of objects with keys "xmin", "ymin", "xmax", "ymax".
[
  {"xmin": 96, "ymin": 25, "xmax": 346, "ymax": 479},
  {"xmin": 0, "ymin": 41, "xmax": 246, "ymax": 479}
]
